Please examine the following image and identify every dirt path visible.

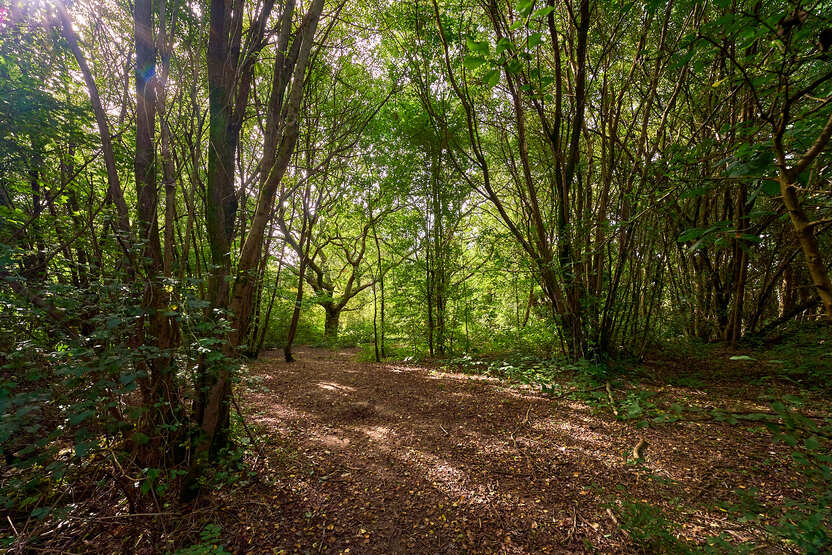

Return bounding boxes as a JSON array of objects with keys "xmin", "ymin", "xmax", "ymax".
[{"xmin": 227, "ymin": 347, "xmax": 790, "ymax": 553}]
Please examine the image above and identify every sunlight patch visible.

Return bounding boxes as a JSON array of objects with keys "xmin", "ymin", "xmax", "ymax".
[{"xmin": 316, "ymin": 381, "xmax": 356, "ymax": 393}]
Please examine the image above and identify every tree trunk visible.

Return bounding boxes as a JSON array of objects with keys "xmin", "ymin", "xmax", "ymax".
[
  {"xmin": 323, "ymin": 305, "xmax": 341, "ymax": 343},
  {"xmin": 371, "ymin": 217, "xmax": 385, "ymax": 359},
  {"xmin": 133, "ymin": 0, "xmax": 182, "ymax": 471},
  {"xmin": 779, "ymin": 171, "xmax": 832, "ymax": 321},
  {"xmin": 285, "ymin": 216, "xmax": 313, "ymax": 363},
  {"xmin": 284, "ymin": 260, "xmax": 306, "ymax": 363}
]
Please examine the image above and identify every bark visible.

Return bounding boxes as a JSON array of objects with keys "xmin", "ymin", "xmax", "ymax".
[
  {"xmin": 773, "ymin": 108, "xmax": 832, "ymax": 322},
  {"xmin": 372, "ymin": 280, "xmax": 380, "ymax": 362},
  {"xmin": 157, "ymin": 0, "xmax": 179, "ymax": 278},
  {"xmin": 372, "ymin": 218, "xmax": 385, "ymax": 359},
  {"xmin": 780, "ymin": 263, "xmax": 796, "ymax": 318},
  {"xmin": 133, "ymin": 0, "xmax": 180, "ymax": 469},
  {"xmin": 323, "ymin": 305, "xmax": 341, "ymax": 343},
  {"xmin": 285, "ymin": 216, "xmax": 312, "ymax": 362}
]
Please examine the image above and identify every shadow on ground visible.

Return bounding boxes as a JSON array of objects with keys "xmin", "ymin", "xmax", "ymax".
[{"xmin": 223, "ymin": 347, "xmax": 794, "ymax": 553}]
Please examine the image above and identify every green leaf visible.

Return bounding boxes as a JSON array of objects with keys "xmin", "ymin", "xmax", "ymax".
[
  {"xmin": 463, "ymin": 55, "xmax": 486, "ymax": 70},
  {"xmin": 677, "ymin": 227, "xmax": 705, "ymax": 243},
  {"xmin": 31, "ymin": 507, "xmax": 51, "ymax": 520},
  {"xmin": 483, "ymin": 68, "xmax": 500, "ymax": 88},
  {"xmin": 729, "ymin": 355, "xmax": 756, "ymax": 361},
  {"xmin": 75, "ymin": 439, "xmax": 95, "ymax": 458},
  {"xmin": 132, "ymin": 432, "xmax": 151, "ymax": 445},
  {"xmin": 69, "ymin": 409, "xmax": 94, "ymax": 425},
  {"xmin": 759, "ymin": 180, "xmax": 780, "ymax": 197},
  {"xmin": 527, "ymin": 32, "xmax": 543, "ymax": 49},
  {"xmin": 496, "ymin": 37, "xmax": 513, "ymax": 55},
  {"xmin": 531, "ymin": 6, "xmax": 555, "ymax": 19},
  {"xmin": 466, "ymin": 37, "xmax": 490, "ymax": 56},
  {"xmin": 506, "ymin": 59, "xmax": 523, "ymax": 74}
]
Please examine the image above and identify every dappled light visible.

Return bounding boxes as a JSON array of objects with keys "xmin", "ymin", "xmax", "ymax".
[
  {"xmin": 315, "ymin": 381, "xmax": 357, "ymax": 394},
  {"xmin": 225, "ymin": 347, "xmax": 818, "ymax": 552}
]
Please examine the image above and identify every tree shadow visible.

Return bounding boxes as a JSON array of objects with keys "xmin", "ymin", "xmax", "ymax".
[{"xmin": 235, "ymin": 347, "xmax": 797, "ymax": 552}]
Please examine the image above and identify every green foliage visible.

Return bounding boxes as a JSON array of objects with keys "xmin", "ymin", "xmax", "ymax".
[
  {"xmin": 0, "ymin": 264, "xmax": 242, "ymax": 520},
  {"xmin": 443, "ymin": 353, "xmax": 566, "ymax": 386},
  {"xmin": 614, "ymin": 500, "xmax": 690, "ymax": 553},
  {"xmin": 172, "ymin": 524, "xmax": 231, "ymax": 555},
  {"xmin": 761, "ymin": 398, "xmax": 831, "ymax": 552}
]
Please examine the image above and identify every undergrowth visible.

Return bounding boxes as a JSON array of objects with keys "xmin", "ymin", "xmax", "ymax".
[{"xmin": 436, "ymin": 336, "xmax": 830, "ymax": 553}]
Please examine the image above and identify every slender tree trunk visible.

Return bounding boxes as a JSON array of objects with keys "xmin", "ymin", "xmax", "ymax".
[
  {"xmin": 57, "ymin": 2, "xmax": 133, "ymax": 271},
  {"xmin": 284, "ymin": 263, "xmax": 305, "ymax": 362},
  {"xmin": 372, "ymin": 219, "xmax": 385, "ymax": 358},
  {"xmin": 372, "ymin": 280, "xmax": 379, "ymax": 362},
  {"xmin": 285, "ymin": 213, "xmax": 313, "ymax": 362},
  {"xmin": 778, "ymin": 171, "xmax": 832, "ymax": 321}
]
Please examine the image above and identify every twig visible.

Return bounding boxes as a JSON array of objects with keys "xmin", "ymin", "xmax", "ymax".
[
  {"xmin": 566, "ymin": 504, "xmax": 578, "ymax": 541},
  {"xmin": 439, "ymin": 424, "xmax": 450, "ymax": 436},
  {"xmin": 7, "ymin": 516, "xmax": 18, "ymax": 535},
  {"xmin": 522, "ymin": 404, "xmax": 532, "ymax": 424},
  {"xmin": 230, "ymin": 388, "xmax": 269, "ymax": 470}
]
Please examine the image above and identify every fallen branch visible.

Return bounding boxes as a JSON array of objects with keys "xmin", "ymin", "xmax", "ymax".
[
  {"xmin": 632, "ymin": 437, "xmax": 648, "ymax": 460},
  {"xmin": 606, "ymin": 382, "xmax": 620, "ymax": 417},
  {"xmin": 522, "ymin": 404, "xmax": 532, "ymax": 424},
  {"xmin": 230, "ymin": 389, "xmax": 269, "ymax": 471}
]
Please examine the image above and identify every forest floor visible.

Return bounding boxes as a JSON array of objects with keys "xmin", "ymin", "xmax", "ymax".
[
  {"xmin": 33, "ymin": 341, "xmax": 825, "ymax": 553},
  {"xmin": 175, "ymin": 344, "xmax": 824, "ymax": 554}
]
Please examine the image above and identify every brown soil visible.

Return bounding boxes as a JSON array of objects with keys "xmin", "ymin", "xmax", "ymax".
[{"xmin": 204, "ymin": 346, "xmax": 801, "ymax": 553}]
